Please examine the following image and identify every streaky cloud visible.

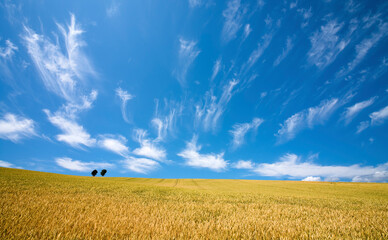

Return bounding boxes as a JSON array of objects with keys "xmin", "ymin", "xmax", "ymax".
[
  {"xmin": 337, "ymin": 22, "xmax": 388, "ymax": 77},
  {"xmin": 116, "ymin": 88, "xmax": 134, "ymax": 123},
  {"xmin": 307, "ymin": 20, "xmax": 350, "ymax": 69},
  {"xmin": 274, "ymin": 36, "xmax": 294, "ymax": 66},
  {"xmin": 342, "ymin": 96, "xmax": 376, "ymax": 125},
  {"xmin": 230, "ymin": 117, "xmax": 264, "ymax": 149},
  {"xmin": 0, "ymin": 39, "xmax": 18, "ymax": 59},
  {"xmin": 222, "ymin": 0, "xmax": 245, "ymax": 43},
  {"xmin": 152, "ymin": 99, "xmax": 183, "ymax": 141},
  {"xmin": 195, "ymin": 79, "xmax": 239, "ymax": 132},
  {"xmin": 276, "ymin": 98, "xmax": 340, "ymax": 143},
  {"xmin": 22, "ymin": 14, "xmax": 95, "ymax": 102},
  {"xmin": 210, "ymin": 58, "xmax": 222, "ymax": 82},
  {"xmin": 174, "ymin": 38, "xmax": 200, "ymax": 86}
]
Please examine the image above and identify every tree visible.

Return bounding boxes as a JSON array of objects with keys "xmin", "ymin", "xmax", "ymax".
[
  {"xmin": 101, "ymin": 169, "xmax": 107, "ymax": 176},
  {"xmin": 91, "ymin": 169, "xmax": 98, "ymax": 177}
]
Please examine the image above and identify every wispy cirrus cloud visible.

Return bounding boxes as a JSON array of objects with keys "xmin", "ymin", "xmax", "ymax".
[
  {"xmin": 342, "ymin": 97, "xmax": 376, "ymax": 125},
  {"xmin": 253, "ymin": 153, "xmax": 388, "ymax": 182},
  {"xmin": 230, "ymin": 117, "xmax": 264, "ymax": 149},
  {"xmin": 23, "ymin": 14, "xmax": 95, "ymax": 102},
  {"xmin": 0, "ymin": 39, "xmax": 18, "ymax": 59},
  {"xmin": 151, "ymin": 99, "xmax": 183, "ymax": 141},
  {"xmin": 106, "ymin": 1, "xmax": 120, "ymax": 17},
  {"xmin": 276, "ymin": 98, "xmax": 340, "ymax": 143},
  {"xmin": 56, "ymin": 157, "xmax": 113, "ymax": 172},
  {"xmin": 98, "ymin": 135, "xmax": 129, "ymax": 157},
  {"xmin": 356, "ymin": 105, "xmax": 388, "ymax": 133},
  {"xmin": 241, "ymin": 33, "xmax": 273, "ymax": 74},
  {"xmin": 188, "ymin": 0, "xmax": 202, "ymax": 8},
  {"xmin": 174, "ymin": 38, "xmax": 200, "ymax": 86},
  {"xmin": 0, "ymin": 113, "xmax": 36, "ymax": 142},
  {"xmin": 178, "ymin": 135, "xmax": 227, "ymax": 172},
  {"xmin": 210, "ymin": 58, "xmax": 222, "ymax": 82},
  {"xmin": 274, "ymin": 36, "xmax": 294, "ymax": 66},
  {"xmin": 195, "ymin": 79, "xmax": 239, "ymax": 132},
  {"xmin": 222, "ymin": 0, "xmax": 245, "ymax": 43},
  {"xmin": 122, "ymin": 156, "xmax": 160, "ymax": 174},
  {"xmin": 132, "ymin": 129, "xmax": 166, "ymax": 161},
  {"xmin": 116, "ymin": 88, "xmax": 134, "ymax": 123},
  {"xmin": 307, "ymin": 20, "xmax": 349, "ymax": 69},
  {"xmin": 243, "ymin": 24, "xmax": 252, "ymax": 41},
  {"xmin": 338, "ymin": 22, "xmax": 388, "ymax": 77}
]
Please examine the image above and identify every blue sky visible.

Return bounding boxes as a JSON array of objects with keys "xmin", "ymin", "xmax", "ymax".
[{"xmin": 0, "ymin": 0, "xmax": 387, "ymax": 182}]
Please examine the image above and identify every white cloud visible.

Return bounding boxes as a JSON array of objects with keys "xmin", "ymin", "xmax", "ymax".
[
  {"xmin": 44, "ymin": 109, "xmax": 96, "ymax": 148},
  {"xmin": 195, "ymin": 80, "xmax": 239, "ymax": 132},
  {"xmin": 116, "ymin": 88, "xmax": 134, "ymax": 123},
  {"xmin": 342, "ymin": 97, "xmax": 376, "ymax": 125},
  {"xmin": 243, "ymin": 24, "xmax": 252, "ymax": 40},
  {"xmin": 356, "ymin": 120, "xmax": 370, "ymax": 134},
  {"xmin": 222, "ymin": 0, "xmax": 245, "ymax": 43},
  {"xmin": 233, "ymin": 160, "xmax": 254, "ymax": 169},
  {"xmin": 152, "ymin": 99, "xmax": 183, "ymax": 141},
  {"xmin": 62, "ymin": 90, "xmax": 98, "ymax": 119},
  {"xmin": 23, "ymin": 14, "xmax": 95, "ymax": 102},
  {"xmin": 0, "ymin": 113, "xmax": 36, "ymax": 142},
  {"xmin": 253, "ymin": 153, "xmax": 388, "ymax": 182},
  {"xmin": 356, "ymin": 105, "xmax": 388, "ymax": 133},
  {"xmin": 302, "ymin": 176, "xmax": 321, "ymax": 181},
  {"xmin": 257, "ymin": 0, "xmax": 265, "ymax": 9},
  {"xmin": 297, "ymin": 7, "xmax": 312, "ymax": 20},
  {"xmin": 98, "ymin": 135, "xmax": 129, "ymax": 157},
  {"xmin": 352, "ymin": 171, "xmax": 388, "ymax": 182},
  {"xmin": 0, "ymin": 160, "xmax": 14, "ymax": 168},
  {"xmin": 370, "ymin": 105, "xmax": 388, "ymax": 125},
  {"xmin": 274, "ymin": 36, "xmax": 294, "ymax": 66},
  {"xmin": 290, "ymin": 1, "xmax": 297, "ymax": 9},
  {"xmin": 56, "ymin": 157, "xmax": 113, "ymax": 172},
  {"xmin": 277, "ymin": 98, "xmax": 339, "ymax": 143},
  {"xmin": 132, "ymin": 129, "xmax": 166, "ymax": 161},
  {"xmin": 210, "ymin": 58, "xmax": 221, "ymax": 82},
  {"xmin": 122, "ymin": 156, "xmax": 160, "ymax": 174},
  {"xmin": 188, "ymin": 0, "xmax": 202, "ymax": 8},
  {"xmin": 243, "ymin": 33, "xmax": 273, "ymax": 73},
  {"xmin": 174, "ymin": 38, "xmax": 200, "ymax": 86},
  {"xmin": 307, "ymin": 20, "xmax": 349, "ymax": 69},
  {"xmin": 106, "ymin": 1, "xmax": 119, "ymax": 17},
  {"xmin": 0, "ymin": 39, "xmax": 18, "ymax": 59},
  {"xmin": 177, "ymin": 135, "xmax": 227, "ymax": 171},
  {"xmin": 230, "ymin": 118, "xmax": 264, "ymax": 149},
  {"xmin": 338, "ymin": 22, "xmax": 388, "ymax": 76}
]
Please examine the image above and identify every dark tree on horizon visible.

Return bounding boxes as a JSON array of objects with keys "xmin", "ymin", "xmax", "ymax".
[
  {"xmin": 91, "ymin": 169, "xmax": 98, "ymax": 177},
  {"xmin": 101, "ymin": 169, "xmax": 107, "ymax": 176}
]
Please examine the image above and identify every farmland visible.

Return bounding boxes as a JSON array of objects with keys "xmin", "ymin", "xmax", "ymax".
[{"xmin": 1, "ymin": 167, "xmax": 387, "ymax": 239}]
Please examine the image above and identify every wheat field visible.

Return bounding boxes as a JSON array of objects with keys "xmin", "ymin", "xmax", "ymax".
[{"xmin": 1, "ymin": 167, "xmax": 387, "ymax": 239}]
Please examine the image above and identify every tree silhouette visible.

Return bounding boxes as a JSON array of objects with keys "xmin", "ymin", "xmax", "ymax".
[
  {"xmin": 91, "ymin": 169, "xmax": 98, "ymax": 177},
  {"xmin": 101, "ymin": 169, "xmax": 107, "ymax": 176}
]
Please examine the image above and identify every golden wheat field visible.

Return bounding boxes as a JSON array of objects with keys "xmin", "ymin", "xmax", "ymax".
[{"xmin": 1, "ymin": 167, "xmax": 388, "ymax": 239}]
